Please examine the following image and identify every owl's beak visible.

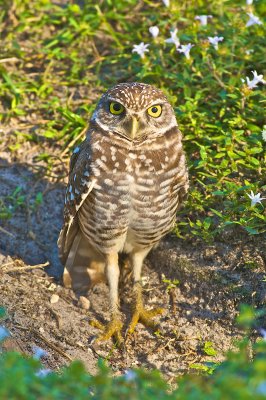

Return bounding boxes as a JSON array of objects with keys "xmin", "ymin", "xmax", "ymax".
[{"xmin": 130, "ymin": 116, "xmax": 139, "ymax": 139}]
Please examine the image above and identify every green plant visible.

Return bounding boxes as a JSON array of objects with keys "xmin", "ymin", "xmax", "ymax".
[
  {"xmin": 1, "ymin": 306, "xmax": 266, "ymax": 399},
  {"xmin": 1, "ymin": 0, "xmax": 264, "ymax": 241},
  {"xmin": 0, "ymin": 187, "xmax": 26, "ymax": 220}
]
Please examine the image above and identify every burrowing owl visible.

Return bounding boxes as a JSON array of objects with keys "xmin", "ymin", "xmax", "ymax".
[{"xmin": 58, "ymin": 82, "xmax": 189, "ymax": 342}]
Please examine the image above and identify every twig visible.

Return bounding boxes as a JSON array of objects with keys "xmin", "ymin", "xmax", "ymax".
[
  {"xmin": 15, "ymin": 324, "xmax": 73, "ymax": 361},
  {"xmin": 148, "ymin": 337, "xmax": 175, "ymax": 355},
  {"xmin": 90, "ymin": 39, "xmax": 101, "ymax": 59},
  {"xmin": 205, "ymin": 57, "xmax": 226, "ymax": 89},
  {"xmin": 47, "ymin": 306, "xmax": 62, "ymax": 330},
  {"xmin": 169, "ymin": 288, "xmax": 177, "ymax": 314},
  {"xmin": 0, "ymin": 261, "xmax": 15, "ymax": 269},
  {"xmin": 0, "ymin": 57, "xmax": 19, "ymax": 64},
  {"xmin": 32, "ymin": 275, "xmax": 54, "ymax": 281},
  {"xmin": 32, "ymin": 329, "xmax": 73, "ymax": 361},
  {"xmin": 61, "ymin": 126, "xmax": 88, "ymax": 158},
  {"xmin": 181, "ymin": 350, "xmax": 197, "ymax": 358},
  {"xmin": 0, "ymin": 226, "xmax": 15, "ymax": 237},
  {"xmin": 2, "ymin": 261, "xmax": 49, "ymax": 273}
]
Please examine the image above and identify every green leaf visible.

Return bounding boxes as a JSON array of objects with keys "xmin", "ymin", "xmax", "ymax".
[
  {"xmin": 203, "ymin": 341, "xmax": 217, "ymax": 356},
  {"xmin": 0, "ymin": 307, "xmax": 6, "ymax": 319},
  {"xmin": 245, "ymin": 227, "xmax": 259, "ymax": 235}
]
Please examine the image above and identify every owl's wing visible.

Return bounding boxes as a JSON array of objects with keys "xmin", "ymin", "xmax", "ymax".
[{"xmin": 57, "ymin": 140, "xmax": 96, "ymax": 265}]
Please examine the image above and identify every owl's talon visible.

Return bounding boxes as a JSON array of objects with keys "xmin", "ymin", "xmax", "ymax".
[
  {"xmin": 127, "ymin": 307, "xmax": 164, "ymax": 335},
  {"xmin": 90, "ymin": 319, "xmax": 105, "ymax": 331},
  {"xmin": 90, "ymin": 316, "xmax": 123, "ymax": 345}
]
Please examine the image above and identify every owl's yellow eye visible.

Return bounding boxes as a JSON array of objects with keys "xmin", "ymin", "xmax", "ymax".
[
  {"xmin": 147, "ymin": 104, "xmax": 162, "ymax": 118},
  {"xmin": 109, "ymin": 102, "xmax": 125, "ymax": 115}
]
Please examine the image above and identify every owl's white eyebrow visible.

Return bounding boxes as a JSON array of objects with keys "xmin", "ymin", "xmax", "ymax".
[
  {"xmin": 148, "ymin": 99, "xmax": 167, "ymax": 106},
  {"xmin": 107, "ymin": 97, "xmax": 124, "ymax": 104}
]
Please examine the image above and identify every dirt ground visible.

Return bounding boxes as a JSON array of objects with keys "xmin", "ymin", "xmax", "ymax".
[{"xmin": 0, "ymin": 135, "xmax": 265, "ymax": 380}]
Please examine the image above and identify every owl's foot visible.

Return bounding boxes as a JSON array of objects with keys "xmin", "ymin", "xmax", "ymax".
[
  {"xmin": 90, "ymin": 315, "xmax": 123, "ymax": 345},
  {"xmin": 127, "ymin": 305, "xmax": 164, "ymax": 335},
  {"xmin": 127, "ymin": 282, "xmax": 163, "ymax": 335}
]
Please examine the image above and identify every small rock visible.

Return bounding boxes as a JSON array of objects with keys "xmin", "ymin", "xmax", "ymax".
[
  {"xmin": 28, "ymin": 230, "xmax": 36, "ymax": 240},
  {"xmin": 48, "ymin": 283, "xmax": 57, "ymax": 292},
  {"xmin": 78, "ymin": 296, "xmax": 90, "ymax": 310},
  {"xmin": 76, "ymin": 341, "xmax": 85, "ymax": 348},
  {"xmin": 50, "ymin": 294, "xmax": 59, "ymax": 304}
]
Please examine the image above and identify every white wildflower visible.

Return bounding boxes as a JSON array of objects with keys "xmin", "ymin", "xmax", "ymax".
[
  {"xmin": 245, "ymin": 70, "xmax": 266, "ymax": 89},
  {"xmin": 262, "ymin": 125, "xmax": 266, "ymax": 142},
  {"xmin": 162, "ymin": 0, "xmax": 170, "ymax": 6},
  {"xmin": 165, "ymin": 28, "xmax": 180, "ymax": 48},
  {"xmin": 247, "ymin": 190, "xmax": 266, "ymax": 207},
  {"xmin": 149, "ymin": 26, "xmax": 159, "ymax": 38},
  {"xmin": 124, "ymin": 370, "xmax": 137, "ymax": 381},
  {"xmin": 0, "ymin": 326, "xmax": 10, "ymax": 341},
  {"xmin": 246, "ymin": 13, "xmax": 263, "ymax": 27},
  {"xmin": 35, "ymin": 368, "xmax": 52, "ymax": 378},
  {"xmin": 195, "ymin": 15, "xmax": 213, "ymax": 26},
  {"xmin": 132, "ymin": 42, "xmax": 149, "ymax": 58},
  {"xmin": 32, "ymin": 345, "xmax": 48, "ymax": 360},
  {"xmin": 245, "ymin": 49, "xmax": 254, "ymax": 55},
  {"xmin": 208, "ymin": 36, "xmax": 224, "ymax": 50},
  {"xmin": 177, "ymin": 43, "xmax": 194, "ymax": 59}
]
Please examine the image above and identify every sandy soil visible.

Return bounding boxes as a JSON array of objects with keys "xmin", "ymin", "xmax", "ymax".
[{"xmin": 0, "ymin": 137, "xmax": 265, "ymax": 379}]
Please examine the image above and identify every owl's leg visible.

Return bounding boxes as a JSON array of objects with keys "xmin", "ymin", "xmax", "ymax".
[
  {"xmin": 91, "ymin": 252, "xmax": 123, "ymax": 344},
  {"xmin": 127, "ymin": 249, "xmax": 163, "ymax": 335}
]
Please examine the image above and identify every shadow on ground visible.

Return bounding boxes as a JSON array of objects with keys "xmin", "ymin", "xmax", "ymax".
[{"xmin": 0, "ymin": 157, "xmax": 64, "ymax": 278}]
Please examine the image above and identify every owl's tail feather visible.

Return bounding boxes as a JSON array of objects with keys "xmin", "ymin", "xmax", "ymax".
[{"xmin": 60, "ymin": 228, "xmax": 106, "ymax": 295}]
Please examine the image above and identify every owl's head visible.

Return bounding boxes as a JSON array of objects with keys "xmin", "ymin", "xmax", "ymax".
[{"xmin": 91, "ymin": 82, "xmax": 177, "ymax": 141}]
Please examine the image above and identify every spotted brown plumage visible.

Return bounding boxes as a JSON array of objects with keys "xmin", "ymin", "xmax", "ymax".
[{"xmin": 58, "ymin": 82, "xmax": 189, "ymax": 342}]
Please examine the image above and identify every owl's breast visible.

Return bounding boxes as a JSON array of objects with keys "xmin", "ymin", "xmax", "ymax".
[
  {"xmin": 126, "ymin": 160, "xmax": 180, "ymax": 245},
  {"xmin": 77, "ymin": 140, "xmax": 188, "ymax": 253}
]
